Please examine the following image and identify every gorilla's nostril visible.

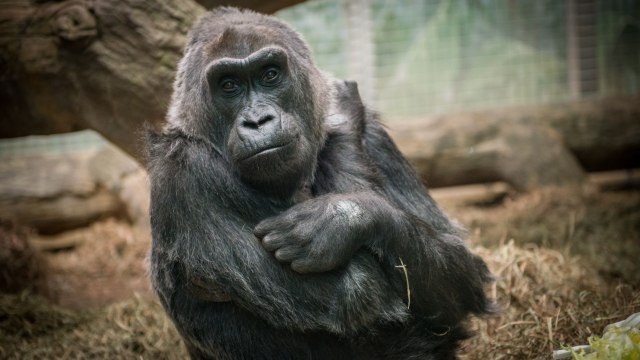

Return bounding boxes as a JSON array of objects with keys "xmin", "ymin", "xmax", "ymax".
[
  {"xmin": 243, "ymin": 114, "xmax": 274, "ymax": 129},
  {"xmin": 258, "ymin": 114, "xmax": 274, "ymax": 126},
  {"xmin": 242, "ymin": 119, "xmax": 259, "ymax": 129}
]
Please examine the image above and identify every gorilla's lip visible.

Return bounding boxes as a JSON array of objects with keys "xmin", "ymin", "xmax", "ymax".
[{"xmin": 240, "ymin": 141, "xmax": 294, "ymax": 162}]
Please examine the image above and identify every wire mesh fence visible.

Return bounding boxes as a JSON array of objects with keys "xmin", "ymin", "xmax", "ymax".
[
  {"xmin": 278, "ymin": 0, "xmax": 639, "ymax": 119},
  {"xmin": 1, "ymin": 0, "xmax": 638, "ymax": 156}
]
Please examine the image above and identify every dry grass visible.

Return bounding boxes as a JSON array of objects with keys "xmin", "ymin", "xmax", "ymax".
[
  {"xmin": 0, "ymin": 220, "xmax": 46, "ymax": 294},
  {"xmin": 453, "ymin": 188, "xmax": 640, "ymax": 359},
  {"xmin": 0, "ymin": 187, "xmax": 638, "ymax": 359},
  {"xmin": 40, "ymin": 219, "xmax": 152, "ymax": 308},
  {"xmin": 0, "ymin": 292, "xmax": 187, "ymax": 359},
  {"xmin": 460, "ymin": 243, "xmax": 638, "ymax": 359}
]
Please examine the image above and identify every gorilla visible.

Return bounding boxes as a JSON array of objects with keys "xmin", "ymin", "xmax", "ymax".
[{"xmin": 147, "ymin": 7, "xmax": 493, "ymax": 360}]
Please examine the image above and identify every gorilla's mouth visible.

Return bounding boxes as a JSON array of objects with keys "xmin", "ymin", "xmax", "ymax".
[{"xmin": 240, "ymin": 141, "xmax": 295, "ymax": 162}]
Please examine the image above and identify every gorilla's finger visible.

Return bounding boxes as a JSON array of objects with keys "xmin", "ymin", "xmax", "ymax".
[
  {"xmin": 291, "ymin": 259, "xmax": 324, "ymax": 274},
  {"xmin": 253, "ymin": 225, "xmax": 271, "ymax": 239},
  {"xmin": 274, "ymin": 246, "xmax": 305, "ymax": 263},
  {"xmin": 290, "ymin": 259, "xmax": 312, "ymax": 274},
  {"xmin": 254, "ymin": 214, "xmax": 298, "ymax": 238},
  {"xmin": 261, "ymin": 233, "xmax": 289, "ymax": 252},
  {"xmin": 254, "ymin": 219, "xmax": 280, "ymax": 238}
]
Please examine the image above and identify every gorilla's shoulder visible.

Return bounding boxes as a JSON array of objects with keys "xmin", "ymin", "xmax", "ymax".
[{"xmin": 146, "ymin": 128, "xmax": 214, "ymax": 169}]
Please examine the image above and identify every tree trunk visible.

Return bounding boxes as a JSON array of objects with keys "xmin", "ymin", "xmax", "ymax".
[
  {"xmin": 194, "ymin": 0, "xmax": 303, "ymax": 14},
  {"xmin": 0, "ymin": 151, "xmax": 124, "ymax": 233},
  {"xmin": 389, "ymin": 96, "xmax": 640, "ymax": 190},
  {"xmin": 0, "ymin": 0, "xmax": 302, "ymax": 162},
  {"xmin": 0, "ymin": 143, "xmax": 147, "ymax": 234},
  {"xmin": 1, "ymin": 1, "xmax": 637, "ymax": 192}
]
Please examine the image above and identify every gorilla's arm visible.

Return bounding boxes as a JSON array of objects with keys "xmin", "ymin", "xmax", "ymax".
[
  {"xmin": 254, "ymin": 83, "xmax": 492, "ymax": 329},
  {"xmin": 255, "ymin": 120, "xmax": 492, "ymax": 328},
  {"xmin": 362, "ymin": 117, "xmax": 493, "ymax": 326},
  {"xmin": 148, "ymin": 131, "xmax": 408, "ymax": 335}
]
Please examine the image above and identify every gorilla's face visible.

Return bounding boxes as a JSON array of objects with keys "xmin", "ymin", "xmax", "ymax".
[
  {"xmin": 204, "ymin": 40, "xmax": 323, "ymax": 196},
  {"xmin": 207, "ymin": 46, "xmax": 304, "ymax": 185},
  {"xmin": 165, "ymin": 17, "xmax": 329, "ymax": 198}
]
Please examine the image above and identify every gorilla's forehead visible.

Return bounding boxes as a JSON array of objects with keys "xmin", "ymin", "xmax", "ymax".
[
  {"xmin": 206, "ymin": 46, "xmax": 287, "ymax": 76},
  {"xmin": 204, "ymin": 25, "xmax": 286, "ymax": 60}
]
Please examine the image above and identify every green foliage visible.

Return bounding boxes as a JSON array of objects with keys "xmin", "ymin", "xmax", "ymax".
[{"xmin": 569, "ymin": 326, "xmax": 640, "ymax": 360}]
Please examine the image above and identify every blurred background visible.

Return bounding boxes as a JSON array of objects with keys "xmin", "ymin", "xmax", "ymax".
[
  {"xmin": 0, "ymin": 0, "xmax": 638, "ymax": 359},
  {"xmin": 3, "ymin": 0, "xmax": 638, "ymax": 152},
  {"xmin": 280, "ymin": 0, "xmax": 638, "ymax": 117}
]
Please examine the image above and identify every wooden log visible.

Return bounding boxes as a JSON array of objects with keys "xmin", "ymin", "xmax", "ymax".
[
  {"xmin": 30, "ymin": 229, "xmax": 87, "ymax": 251},
  {"xmin": 0, "ymin": 152, "xmax": 125, "ymax": 234},
  {"xmin": 0, "ymin": 1, "xmax": 637, "ymax": 191},
  {"xmin": 194, "ymin": 0, "xmax": 303, "ymax": 14},
  {"xmin": 389, "ymin": 96, "xmax": 640, "ymax": 190},
  {"xmin": 0, "ymin": 143, "xmax": 150, "ymax": 234},
  {"xmin": 0, "ymin": 0, "xmax": 302, "ymax": 162}
]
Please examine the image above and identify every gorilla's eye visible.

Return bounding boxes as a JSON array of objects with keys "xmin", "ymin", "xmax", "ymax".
[
  {"xmin": 262, "ymin": 68, "xmax": 280, "ymax": 83},
  {"xmin": 220, "ymin": 79, "xmax": 240, "ymax": 93}
]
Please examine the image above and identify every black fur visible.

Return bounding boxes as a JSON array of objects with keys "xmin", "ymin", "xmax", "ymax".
[{"xmin": 147, "ymin": 7, "xmax": 493, "ymax": 359}]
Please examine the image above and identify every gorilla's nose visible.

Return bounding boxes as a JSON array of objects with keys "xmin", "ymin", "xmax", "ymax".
[
  {"xmin": 237, "ymin": 110, "xmax": 281, "ymax": 140},
  {"xmin": 241, "ymin": 113, "xmax": 276, "ymax": 129}
]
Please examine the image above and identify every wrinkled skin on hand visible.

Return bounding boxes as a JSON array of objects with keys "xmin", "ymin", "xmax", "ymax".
[{"xmin": 255, "ymin": 197, "xmax": 371, "ymax": 273}]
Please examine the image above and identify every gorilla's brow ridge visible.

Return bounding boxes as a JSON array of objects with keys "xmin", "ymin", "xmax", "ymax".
[{"xmin": 205, "ymin": 46, "xmax": 288, "ymax": 78}]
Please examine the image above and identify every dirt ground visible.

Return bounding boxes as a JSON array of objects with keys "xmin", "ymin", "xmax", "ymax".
[{"xmin": 0, "ymin": 184, "xmax": 639, "ymax": 359}]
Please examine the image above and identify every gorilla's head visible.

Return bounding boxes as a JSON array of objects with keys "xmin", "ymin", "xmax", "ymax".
[{"xmin": 167, "ymin": 7, "xmax": 331, "ymax": 197}]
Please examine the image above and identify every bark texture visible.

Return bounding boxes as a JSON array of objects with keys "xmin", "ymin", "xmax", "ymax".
[
  {"xmin": 389, "ymin": 96, "xmax": 640, "ymax": 190},
  {"xmin": 0, "ymin": 0, "xmax": 301, "ymax": 161},
  {"xmin": 0, "ymin": 144, "xmax": 146, "ymax": 234},
  {"xmin": 0, "ymin": 1, "xmax": 637, "ymax": 191}
]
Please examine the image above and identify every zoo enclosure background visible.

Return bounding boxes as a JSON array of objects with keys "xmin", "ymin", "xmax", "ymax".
[
  {"xmin": 279, "ymin": 0, "xmax": 638, "ymax": 119},
  {"xmin": 0, "ymin": 0, "xmax": 637, "ymax": 156}
]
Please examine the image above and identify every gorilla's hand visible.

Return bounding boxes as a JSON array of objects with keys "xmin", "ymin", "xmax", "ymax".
[{"xmin": 254, "ymin": 196, "xmax": 372, "ymax": 273}]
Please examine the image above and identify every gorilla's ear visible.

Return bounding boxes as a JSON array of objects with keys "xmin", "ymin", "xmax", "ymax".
[
  {"xmin": 326, "ymin": 80, "xmax": 367, "ymax": 133},
  {"xmin": 337, "ymin": 80, "xmax": 366, "ymax": 112},
  {"xmin": 343, "ymin": 80, "xmax": 363, "ymax": 103}
]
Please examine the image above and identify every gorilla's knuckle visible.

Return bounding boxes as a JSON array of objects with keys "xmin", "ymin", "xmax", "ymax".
[
  {"xmin": 262, "ymin": 234, "xmax": 280, "ymax": 248},
  {"xmin": 275, "ymin": 247, "xmax": 298, "ymax": 262},
  {"xmin": 274, "ymin": 249, "xmax": 286, "ymax": 260},
  {"xmin": 291, "ymin": 260, "xmax": 312, "ymax": 274}
]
